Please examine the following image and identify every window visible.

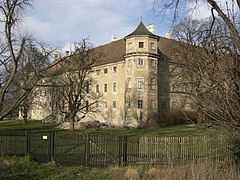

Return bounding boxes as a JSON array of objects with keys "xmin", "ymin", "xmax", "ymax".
[
  {"xmin": 41, "ymin": 90, "xmax": 46, "ymax": 96},
  {"xmin": 161, "ymin": 101, "xmax": 167, "ymax": 111},
  {"xmin": 128, "ymin": 60, "xmax": 132, "ymax": 67},
  {"xmin": 113, "ymin": 82, "xmax": 117, "ymax": 92},
  {"xmin": 113, "ymin": 101, "xmax": 116, "ymax": 108},
  {"xmin": 171, "ymin": 84, "xmax": 176, "ymax": 92},
  {"xmin": 96, "ymin": 102, "xmax": 99, "ymax": 108},
  {"xmin": 96, "ymin": 84, "xmax": 99, "ymax": 93},
  {"xmin": 138, "ymin": 78, "xmax": 144, "ymax": 89},
  {"xmin": 86, "ymin": 80, "xmax": 90, "ymax": 93},
  {"xmin": 104, "ymin": 84, "xmax": 107, "ymax": 93},
  {"xmin": 182, "ymin": 84, "xmax": 187, "ymax": 92},
  {"xmin": 104, "ymin": 101, "xmax": 107, "ymax": 108},
  {"xmin": 96, "ymin": 69, "xmax": 100, "ymax": 75},
  {"xmin": 160, "ymin": 82, "xmax": 167, "ymax": 93},
  {"xmin": 150, "ymin": 42, "xmax": 155, "ymax": 49},
  {"xmin": 104, "ymin": 68, "xmax": 108, "ymax": 74},
  {"xmin": 150, "ymin": 100, "xmax": 156, "ymax": 109},
  {"xmin": 137, "ymin": 58, "xmax": 144, "ymax": 66},
  {"xmin": 139, "ymin": 42, "xmax": 144, "ymax": 48},
  {"xmin": 127, "ymin": 77, "xmax": 131, "ymax": 88},
  {"xmin": 137, "ymin": 100, "xmax": 143, "ymax": 109},
  {"xmin": 86, "ymin": 101, "xmax": 89, "ymax": 111},
  {"xmin": 151, "ymin": 59, "xmax": 156, "ymax": 66},
  {"xmin": 113, "ymin": 66, "xmax": 117, "ymax": 73},
  {"xmin": 150, "ymin": 78, "xmax": 156, "ymax": 90},
  {"xmin": 127, "ymin": 101, "xmax": 131, "ymax": 108},
  {"xmin": 172, "ymin": 101, "xmax": 176, "ymax": 109},
  {"xmin": 128, "ymin": 42, "xmax": 132, "ymax": 48}
]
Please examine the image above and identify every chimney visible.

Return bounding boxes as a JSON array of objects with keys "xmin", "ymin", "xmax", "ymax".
[
  {"xmin": 147, "ymin": 24, "xmax": 156, "ymax": 34},
  {"xmin": 65, "ymin": 50, "xmax": 69, "ymax": 56},
  {"xmin": 165, "ymin": 32, "xmax": 171, "ymax": 38},
  {"xmin": 111, "ymin": 35, "xmax": 118, "ymax": 42},
  {"xmin": 54, "ymin": 53, "xmax": 59, "ymax": 60}
]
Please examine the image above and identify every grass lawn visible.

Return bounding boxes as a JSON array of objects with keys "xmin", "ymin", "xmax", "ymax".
[
  {"xmin": 0, "ymin": 120, "xmax": 62, "ymax": 132},
  {"xmin": 89, "ymin": 124, "xmax": 220, "ymax": 137},
  {"xmin": 0, "ymin": 119, "xmax": 221, "ymax": 137}
]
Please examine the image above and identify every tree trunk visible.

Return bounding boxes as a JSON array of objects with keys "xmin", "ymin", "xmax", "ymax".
[
  {"xmin": 21, "ymin": 106, "xmax": 28, "ymax": 125},
  {"xmin": 69, "ymin": 116, "xmax": 75, "ymax": 131},
  {"xmin": 23, "ymin": 115, "xmax": 28, "ymax": 125}
]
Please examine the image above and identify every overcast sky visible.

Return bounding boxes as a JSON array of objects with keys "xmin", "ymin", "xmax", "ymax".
[{"xmin": 22, "ymin": 0, "xmax": 215, "ymax": 53}]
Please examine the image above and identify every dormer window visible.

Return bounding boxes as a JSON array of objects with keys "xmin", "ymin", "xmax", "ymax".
[{"xmin": 139, "ymin": 42, "xmax": 144, "ymax": 48}]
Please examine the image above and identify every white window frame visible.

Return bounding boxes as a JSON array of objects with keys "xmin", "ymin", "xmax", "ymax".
[
  {"xmin": 96, "ymin": 84, "xmax": 99, "ymax": 93},
  {"xmin": 138, "ymin": 42, "xmax": 144, "ymax": 48},
  {"xmin": 104, "ymin": 83, "xmax": 107, "ymax": 93},
  {"xmin": 150, "ymin": 78, "xmax": 156, "ymax": 90},
  {"xmin": 113, "ymin": 66, "xmax": 117, "ymax": 73},
  {"xmin": 150, "ymin": 42, "xmax": 155, "ymax": 50},
  {"xmin": 137, "ymin": 100, "xmax": 143, "ymax": 109},
  {"xmin": 138, "ymin": 77, "xmax": 144, "ymax": 89},
  {"xmin": 104, "ymin": 101, "xmax": 108, "ymax": 108},
  {"xmin": 113, "ymin": 82, "xmax": 117, "ymax": 92},
  {"xmin": 151, "ymin": 59, "xmax": 156, "ymax": 66},
  {"xmin": 113, "ymin": 101, "xmax": 116, "ymax": 108},
  {"xmin": 137, "ymin": 58, "xmax": 144, "ymax": 66}
]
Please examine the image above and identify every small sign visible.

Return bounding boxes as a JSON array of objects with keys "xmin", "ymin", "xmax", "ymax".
[{"xmin": 42, "ymin": 135, "xmax": 48, "ymax": 140}]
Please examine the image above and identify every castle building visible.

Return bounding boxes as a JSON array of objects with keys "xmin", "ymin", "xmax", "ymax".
[{"xmin": 25, "ymin": 21, "xmax": 190, "ymax": 127}]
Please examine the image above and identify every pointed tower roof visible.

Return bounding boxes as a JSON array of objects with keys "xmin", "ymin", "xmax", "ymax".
[{"xmin": 125, "ymin": 21, "xmax": 159, "ymax": 40}]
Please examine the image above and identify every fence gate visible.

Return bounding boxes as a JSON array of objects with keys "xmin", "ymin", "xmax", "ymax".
[{"xmin": 28, "ymin": 132, "xmax": 54, "ymax": 163}]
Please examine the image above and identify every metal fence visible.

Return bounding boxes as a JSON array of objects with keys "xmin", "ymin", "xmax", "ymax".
[{"xmin": 0, "ymin": 129, "xmax": 235, "ymax": 167}]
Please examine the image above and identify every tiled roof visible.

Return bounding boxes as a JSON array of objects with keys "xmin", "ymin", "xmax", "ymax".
[
  {"xmin": 93, "ymin": 39, "xmax": 126, "ymax": 66},
  {"xmin": 125, "ymin": 21, "xmax": 159, "ymax": 40},
  {"xmin": 44, "ymin": 36, "xmax": 179, "ymax": 77}
]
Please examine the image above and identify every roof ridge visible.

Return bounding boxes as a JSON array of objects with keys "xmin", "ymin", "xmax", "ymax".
[{"xmin": 125, "ymin": 21, "xmax": 159, "ymax": 40}]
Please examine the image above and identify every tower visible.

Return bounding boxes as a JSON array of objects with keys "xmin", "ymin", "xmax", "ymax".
[{"xmin": 123, "ymin": 21, "xmax": 159, "ymax": 127}]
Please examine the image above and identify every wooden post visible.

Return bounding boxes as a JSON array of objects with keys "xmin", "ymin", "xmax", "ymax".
[
  {"xmin": 118, "ymin": 136, "xmax": 122, "ymax": 166},
  {"xmin": 25, "ymin": 131, "xmax": 30, "ymax": 156},
  {"xmin": 122, "ymin": 136, "xmax": 128, "ymax": 166},
  {"xmin": 85, "ymin": 134, "xmax": 90, "ymax": 167},
  {"xmin": 50, "ymin": 132, "xmax": 55, "ymax": 162}
]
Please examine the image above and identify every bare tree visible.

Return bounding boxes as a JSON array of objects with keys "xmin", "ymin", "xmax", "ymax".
[
  {"xmin": 49, "ymin": 39, "xmax": 102, "ymax": 130},
  {"xmin": 168, "ymin": 17, "xmax": 239, "ymax": 133},
  {"xmin": 153, "ymin": 0, "xmax": 240, "ymax": 132},
  {"xmin": 0, "ymin": 0, "xmax": 53, "ymax": 120}
]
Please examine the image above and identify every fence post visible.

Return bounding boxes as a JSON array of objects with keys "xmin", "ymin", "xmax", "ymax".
[
  {"xmin": 25, "ymin": 131, "xmax": 30, "ymax": 156},
  {"xmin": 122, "ymin": 136, "xmax": 128, "ymax": 166},
  {"xmin": 118, "ymin": 136, "xmax": 122, "ymax": 166},
  {"xmin": 85, "ymin": 134, "xmax": 90, "ymax": 167},
  {"xmin": 50, "ymin": 132, "xmax": 55, "ymax": 162}
]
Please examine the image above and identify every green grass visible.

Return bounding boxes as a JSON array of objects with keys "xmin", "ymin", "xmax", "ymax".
[
  {"xmin": 87, "ymin": 124, "xmax": 220, "ymax": 137},
  {"xmin": 0, "ymin": 119, "xmax": 221, "ymax": 137},
  {"xmin": 0, "ymin": 120, "xmax": 62, "ymax": 132},
  {"xmin": 0, "ymin": 156, "xmax": 108, "ymax": 180}
]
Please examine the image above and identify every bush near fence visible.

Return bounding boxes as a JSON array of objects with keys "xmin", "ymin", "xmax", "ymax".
[{"xmin": 0, "ymin": 129, "xmax": 235, "ymax": 167}]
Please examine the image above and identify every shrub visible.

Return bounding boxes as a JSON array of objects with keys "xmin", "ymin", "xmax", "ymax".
[
  {"xmin": 108, "ymin": 166, "xmax": 124, "ymax": 180},
  {"xmin": 148, "ymin": 110, "xmax": 198, "ymax": 127},
  {"xmin": 231, "ymin": 137, "xmax": 240, "ymax": 165},
  {"xmin": 143, "ymin": 167, "xmax": 161, "ymax": 180},
  {"xmin": 123, "ymin": 168, "xmax": 140, "ymax": 180}
]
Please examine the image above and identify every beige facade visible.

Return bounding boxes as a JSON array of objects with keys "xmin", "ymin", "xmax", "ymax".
[{"xmin": 24, "ymin": 21, "xmax": 189, "ymax": 127}]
